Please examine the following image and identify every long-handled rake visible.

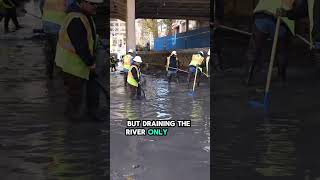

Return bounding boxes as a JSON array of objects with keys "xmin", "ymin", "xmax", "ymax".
[
  {"xmin": 168, "ymin": 67, "xmax": 189, "ymax": 73},
  {"xmin": 248, "ymin": 15, "xmax": 281, "ymax": 114}
]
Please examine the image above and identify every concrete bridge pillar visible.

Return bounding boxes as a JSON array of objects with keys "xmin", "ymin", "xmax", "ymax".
[{"xmin": 126, "ymin": 0, "xmax": 136, "ymax": 52}]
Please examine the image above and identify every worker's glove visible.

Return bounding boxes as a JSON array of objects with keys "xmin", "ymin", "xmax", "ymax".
[{"xmin": 276, "ymin": 8, "xmax": 288, "ymax": 17}]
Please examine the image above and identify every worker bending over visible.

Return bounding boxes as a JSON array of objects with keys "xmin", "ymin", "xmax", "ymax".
[{"xmin": 188, "ymin": 51, "xmax": 205, "ymax": 87}]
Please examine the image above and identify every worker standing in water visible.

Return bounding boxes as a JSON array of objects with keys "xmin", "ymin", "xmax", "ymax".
[
  {"xmin": 245, "ymin": 0, "xmax": 307, "ymax": 86},
  {"xmin": 122, "ymin": 49, "xmax": 134, "ymax": 86},
  {"xmin": 188, "ymin": 51, "xmax": 205, "ymax": 87},
  {"xmin": 127, "ymin": 56, "xmax": 143, "ymax": 99},
  {"xmin": 1, "ymin": 0, "xmax": 23, "ymax": 33},
  {"xmin": 110, "ymin": 55, "xmax": 117, "ymax": 72},
  {"xmin": 166, "ymin": 50, "xmax": 180, "ymax": 83},
  {"xmin": 55, "ymin": 0, "xmax": 103, "ymax": 121}
]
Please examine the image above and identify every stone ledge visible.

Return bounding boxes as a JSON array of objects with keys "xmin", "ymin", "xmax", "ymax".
[{"xmin": 137, "ymin": 48, "xmax": 210, "ymax": 69}]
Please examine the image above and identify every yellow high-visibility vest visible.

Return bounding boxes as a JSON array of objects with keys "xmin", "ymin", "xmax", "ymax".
[
  {"xmin": 127, "ymin": 65, "xmax": 140, "ymax": 87},
  {"xmin": 189, "ymin": 54, "xmax": 204, "ymax": 67},
  {"xmin": 42, "ymin": 0, "xmax": 67, "ymax": 25},
  {"xmin": 55, "ymin": 12, "xmax": 96, "ymax": 80},
  {"xmin": 254, "ymin": 0, "xmax": 295, "ymax": 35},
  {"xmin": 123, "ymin": 54, "xmax": 132, "ymax": 70}
]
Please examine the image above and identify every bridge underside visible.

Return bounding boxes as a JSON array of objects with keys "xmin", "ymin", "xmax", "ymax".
[{"xmin": 110, "ymin": 0, "xmax": 210, "ymax": 21}]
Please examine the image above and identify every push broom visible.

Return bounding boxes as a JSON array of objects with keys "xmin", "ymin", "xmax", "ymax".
[{"xmin": 249, "ymin": 13, "xmax": 282, "ymax": 114}]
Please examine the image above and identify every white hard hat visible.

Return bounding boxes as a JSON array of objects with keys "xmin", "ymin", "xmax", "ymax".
[
  {"xmin": 133, "ymin": 56, "xmax": 142, "ymax": 63},
  {"xmin": 171, "ymin": 51, "xmax": 177, "ymax": 56},
  {"xmin": 208, "ymin": 49, "xmax": 210, "ymax": 56},
  {"xmin": 85, "ymin": 0, "xmax": 104, "ymax": 3},
  {"xmin": 198, "ymin": 51, "xmax": 204, "ymax": 56},
  {"xmin": 128, "ymin": 49, "xmax": 133, "ymax": 53}
]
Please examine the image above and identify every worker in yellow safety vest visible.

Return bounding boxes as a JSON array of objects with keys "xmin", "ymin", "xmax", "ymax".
[
  {"xmin": 0, "ymin": 0, "xmax": 22, "ymax": 33},
  {"xmin": 42, "ymin": 0, "xmax": 73, "ymax": 79},
  {"xmin": 245, "ymin": 0, "xmax": 307, "ymax": 86},
  {"xmin": 55, "ymin": 0, "xmax": 103, "ymax": 121},
  {"xmin": 188, "ymin": 51, "xmax": 205, "ymax": 87},
  {"xmin": 127, "ymin": 56, "xmax": 142, "ymax": 99},
  {"xmin": 122, "ymin": 49, "xmax": 134, "ymax": 86}
]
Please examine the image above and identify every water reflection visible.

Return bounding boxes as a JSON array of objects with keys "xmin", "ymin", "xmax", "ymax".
[
  {"xmin": 110, "ymin": 70, "xmax": 210, "ymax": 179},
  {"xmin": 256, "ymin": 118, "xmax": 299, "ymax": 177},
  {"xmin": 110, "ymin": 72, "xmax": 210, "ymax": 121}
]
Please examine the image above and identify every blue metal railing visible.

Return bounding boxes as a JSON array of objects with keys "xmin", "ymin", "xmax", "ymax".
[{"xmin": 154, "ymin": 27, "xmax": 210, "ymax": 51}]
